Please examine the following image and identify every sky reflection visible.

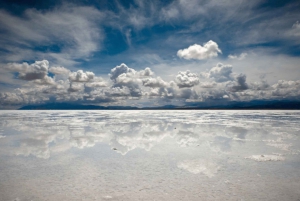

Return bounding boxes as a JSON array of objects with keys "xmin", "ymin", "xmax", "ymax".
[{"xmin": 0, "ymin": 110, "xmax": 300, "ymax": 200}]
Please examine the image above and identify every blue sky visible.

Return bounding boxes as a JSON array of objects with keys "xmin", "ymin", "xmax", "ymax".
[{"xmin": 0, "ymin": 0, "xmax": 300, "ymax": 108}]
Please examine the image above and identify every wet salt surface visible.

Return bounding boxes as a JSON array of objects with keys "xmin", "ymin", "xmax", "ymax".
[{"xmin": 0, "ymin": 110, "xmax": 300, "ymax": 201}]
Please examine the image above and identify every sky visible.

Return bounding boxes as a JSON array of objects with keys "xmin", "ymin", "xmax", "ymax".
[{"xmin": 0, "ymin": 0, "xmax": 300, "ymax": 108}]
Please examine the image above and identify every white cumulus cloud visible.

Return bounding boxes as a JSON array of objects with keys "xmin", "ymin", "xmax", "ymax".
[
  {"xmin": 208, "ymin": 63, "xmax": 233, "ymax": 82},
  {"xmin": 109, "ymin": 63, "xmax": 136, "ymax": 81},
  {"xmin": 177, "ymin": 40, "xmax": 221, "ymax": 60},
  {"xmin": 6, "ymin": 60, "xmax": 49, "ymax": 81},
  {"xmin": 142, "ymin": 77, "xmax": 168, "ymax": 88},
  {"xmin": 175, "ymin": 70, "xmax": 199, "ymax": 88},
  {"xmin": 69, "ymin": 70, "xmax": 95, "ymax": 82}
]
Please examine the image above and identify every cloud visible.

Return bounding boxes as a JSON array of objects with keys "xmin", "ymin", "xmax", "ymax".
[
  {"xmin": 250, "ymin": 81, "xmax": 269, "ymax": 91},
  {"xmin": 228, "ymin": 53, "xmax": 247, "ymax": 60},
  {"xmin": 138, "ymin": 67, "xmax": 154, "ymax": 77},
  {"xmin": 68, "ymin": 82, "xmax": 84, "ymax": 93},
  {"xmin": 69, "ymin": 70, "xmax": 95, "ymax": 82},
  {"xmin": 177, "ymin": 40, "xmax": 221, "ymax": 60},
  {"xmin": 103, "ymin": 87, "xmax": 130, "ymax": 97},
  {"xmin": 109, "ymin": 63, "xmax": 136, "ymax": 81},
  {"xmin": 84, "ymin": 81, "xmax": 107, "ymax": 93},
  {"xmin": 207, "ymin": 63, "xmax": 233, "ymax": 82},
  {"xmin": 199, "ymin": 81, "xmax": 217, "ymax": 88},
  {"xmin": 175, "ymin": 70, "xmax": 199, "ymax": 88},
  {"xmin": 271, "ymin": 80, "xmax": 300, "ymax": 98},
  {"xmin": 49, "ymin": 66, "xmax": 71, "ymax": 75},
  {"xmin": 1, "ymin": 59, "xmax": 300, "ymax": 108},
  {"xmin": 273, "ymin": 80, "xmax": 300, "ymax": 89},
  {"xmin": 0, "ymin": 5, "xmax": 104, "ymax": 65},
  {"xmin": 142, "ymin": 77, "xmax": 168, "ymax": 88},
  {"xmin": 6, "ymin": 60, "xmax": 49, "ymax": 81},
  {"xmin": 292, "ymin": 21, "xmax": 300, "ymax": 29},
  {"xmin": 33, "ymin": 76, "xmax": 56, "ymax": 85},
  {"xmin": 0, "ymin": 91, "xmax": 27, "ymax": 106},
  {"xmin": 109, "ymin": 63, "xmax": 158, "ymax": 97},
  {"xmin": 113, "ymin": 75, "xmax": 143, "ymax": 97},
  {"xmin": 109, "ymin": 63, "xmax": 153, "ymax": 80},
  {"xmin": 291, "ymin": 20, "xmax": 300, "ymax": 36},
  {"xmin": 4, "ymin": 60, "xmax": 56, "ymax": 86},
  {"xmin": 229, "ymin": 73, "xmax": 248, "ymax": 92}
]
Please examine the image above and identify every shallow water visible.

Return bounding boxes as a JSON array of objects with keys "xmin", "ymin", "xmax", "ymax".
[{"xmin": 0, "ymin": 110, "xmax": 300, "ymax": 201}]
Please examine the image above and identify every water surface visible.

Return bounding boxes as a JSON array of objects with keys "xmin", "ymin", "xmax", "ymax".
[{"xmin": 0, "ymin": 110, "xmax": 300, "ymax": 200}]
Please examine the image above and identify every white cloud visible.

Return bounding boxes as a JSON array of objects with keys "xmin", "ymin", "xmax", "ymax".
[
  {"xmin": 84, "ymin": 81, "xmax": 107, "ymax": 93},
  {"xmin": 142, "ymin": 77, "xmax": 168, "ymax": 88},
  {"xmin": 177, "ymin": 40, "xmax": 221, "ymax": 60},
  {"xmin": 109, "ymin": 63, "xmax": 159, "ymax": 97},
  {"xmin": 228, "ymin": 53, "xmax": 247, "ymax": 60},
  {"xmin": 109, "ymin": 63, "xmax": 136, "ymax": 81},
  {"xmin": 49, "ymin": 66, "xmax": 71, "ymax": 75},
  {"xmin": 0, "ymin": 5, "xmax": 104, "ymax": 65},
  {"xmin": 6, "ymin": 60, "xmax": 49, "ymax": 81},
  {"xmin": 4, "ymin": 60, "xmax": 56, "ymax": 86},
  {"xmin": 199, "ymin": 81, "xmax": 217, "ymax": 88},
  {"xmin": 113, "ymin": 75, "xmax": 143, "ymax": 97},
  {"xmin": 271, "ymin": 80, "xmax": 300, "ymax": 98},
  {"xmin": 106, "ymin": 87, "xmax": 131, "ymax": 97},
  {"xmin": 69, "ymin": 70, "xmax": 95, "ymax": 82},
  {"xmin": 33, "ymin": 76, "xmax": 56, "ymax": 85},
  {"xmin": 1, "ymin": 59, "xmax": 300, "ymax": 108},
  {"xmin": 138, "ymin": 67, "xmax": 154, "ymax": 77},
  {"xmin": 175, "ymin": 70, "xmax": 199, "ymax": 88},
  {"xmin": 207, "ymin": 63, "xmax": 233, "ymax": 82},
  {"xmin": 291, "ymin": 21, "xmax": 300, "ymax": 36},
  {"xmin": 0, "ymin": 92, "xmax": 26, "ymax": 106},
  {"xmin": 68, "ymin": 82, "xmax": 84, "ymax": 93}
]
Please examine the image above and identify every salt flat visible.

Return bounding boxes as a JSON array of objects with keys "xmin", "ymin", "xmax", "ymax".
[{"xmin": 0, "ymin": 110, "xmax": 300, "ymax": 201}]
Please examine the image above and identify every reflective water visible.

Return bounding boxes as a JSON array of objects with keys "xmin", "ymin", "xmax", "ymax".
[{"xmin": 0, "ymin": 110, "xmax": 300, "ymax": 201}]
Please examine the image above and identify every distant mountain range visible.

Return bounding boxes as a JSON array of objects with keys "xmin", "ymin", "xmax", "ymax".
[{"xmin": 18, "ymin": 100, "xmax": 300, "ymax": 110}]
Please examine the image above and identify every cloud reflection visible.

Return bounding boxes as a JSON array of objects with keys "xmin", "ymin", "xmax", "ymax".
[
  {"xmin": 177, "ymin": 159, "xmax": 220, "ymax": 178},
  {"xmin": 0, "ymin": 110, "xmax": 299, "ymax": 165},
  {"xmin": 1, "ymin": 111, "xmax": 300, "ymax": 201}
]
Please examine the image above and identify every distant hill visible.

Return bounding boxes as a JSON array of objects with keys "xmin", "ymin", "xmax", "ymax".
[
  {"xmin": 179, "ymin": 100, "xmax": 300, "ymax": 110},
  {"xmin": 18, "ymin": 100, "xmax": 300, "ymax": 110},
  {"xmin": 19, "ymin": 103, "xmax": 139, "ymax": 110}
]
